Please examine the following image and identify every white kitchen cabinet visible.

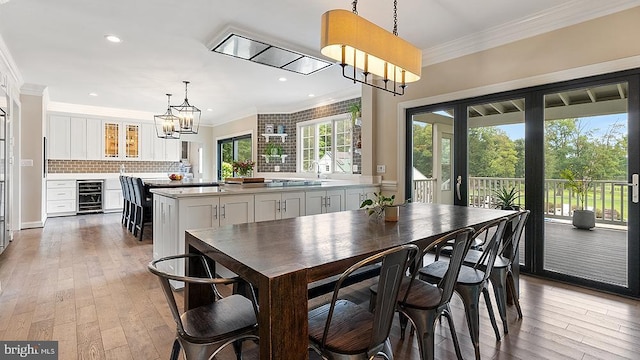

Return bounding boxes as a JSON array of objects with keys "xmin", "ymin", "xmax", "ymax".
[
  {"xmin": 86, "ymin": 118, "xmax": 102, "ymax": 160},
  {"xmin": 305, "ymin": 189, "xmax": 345, "ymax": 215},
  {"xmin": 255, "ymin": 191, "xmax": 305, "ymax": 222},
  {"xmin": 140, "ymin": 123, "xmax": 155, "ymax": 161},
  {"xmin": 103, "ymin": 178, "xmax": 123, "ymax": 212},
  {"xmin": 69, "ymin": 117, "xmax": 86, "ymax": 159},
  {"xmin": 153, "ymin": 135, "xmax": 181, "ymax": 162},
  {"xmin": 46, "ymin": 180, "xmax": 76, "ymax": 216},
  {"xmin": 345, "ymin": 186, "xmax": 379, "ymax": 211},
  {"xmin": 103, "ymin": 120, "xmax": 141, "ymax": 160},
  {"xmin": 48, "ymin": 115, "xmax": 71, "ymax": 159},
  {"xmin": 152, "ymin": 193, "xmax": 255, "ymax": 287}
]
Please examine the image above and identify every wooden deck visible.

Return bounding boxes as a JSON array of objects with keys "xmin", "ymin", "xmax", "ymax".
[
  {"xmin": 519, "ymin": 220, "xmax": 628, "ymax": 287},
  {"xmin": 1, "ymin": 213, "xmax": 639, "ymax": 359}
]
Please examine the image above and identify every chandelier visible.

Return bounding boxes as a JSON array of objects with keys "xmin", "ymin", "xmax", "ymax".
[
  {"xmin": 171, "ymin": 81, "xmax": 201, "ymax": 134},
  {"xmin": 154, "ymin": 94, "xmax": 181, "ymax": 139},
  {"xmin": 320, "ymin": 0, "xmax": 422, "ymax": 96}
]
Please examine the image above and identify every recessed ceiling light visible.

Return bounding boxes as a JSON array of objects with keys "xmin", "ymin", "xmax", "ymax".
[
  {"xmin": 89, "ymin": 92, "xmax": 98, "ymax": 97},
  {"xmin": 308, "ymin": 94, "xmax": 315, "ymax": 97},
  {"xmin": 207, "ymin": 108, "xmax": 213, "ymax": 112},
  {"xmin": 105, "ymin": 35, "xmax": 122, "ymax": 43},
  {"xmin": 278, "ymin": 77, "xmax": 287, "ymax": 82}
]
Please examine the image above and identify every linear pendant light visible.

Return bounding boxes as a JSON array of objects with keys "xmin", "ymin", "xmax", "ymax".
[
  {"xmin": 154, "ymin": 94, "xmax": 181, "ymax": 139},
  {"xmin": 321, "ymin": 0, "xmax": 421, "ymax": 95}
]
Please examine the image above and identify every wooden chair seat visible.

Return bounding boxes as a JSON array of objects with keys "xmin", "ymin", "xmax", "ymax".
[
  {"xmin": 308, "ymin": 299, "xmax": 374, "ymax": 355},
  {"xmin": 180, "ymin": 295, "xmax": 257, "ymax": 343},
  {"xmin": 371, "ymin": 277, "xmax": 443, "ymax": 310},
  {"xmin": 419, "ymin": 260, "xmax": 486, "ymax": 286}
]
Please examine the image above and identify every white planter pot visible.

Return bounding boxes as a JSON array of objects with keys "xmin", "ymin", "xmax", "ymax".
[{"xmin": 572, "ymin": 210, "xmax": 595, "ymax": 230}]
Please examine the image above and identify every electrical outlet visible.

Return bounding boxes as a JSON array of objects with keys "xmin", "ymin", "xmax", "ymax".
[
  {"xmin": 353, "ymin": 165, "xmax": 358, "ymax": 172},
  {"xmin": 274, "ymin": 165, "xmax": 280, "ymax": 172},
  {"xmin": 376, "ymin": 165, "xmax": 386, "ymax": 173}
]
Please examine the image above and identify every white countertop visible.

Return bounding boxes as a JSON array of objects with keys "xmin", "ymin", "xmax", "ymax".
[
  {"xmin": 47, "ymin": 173, "xmax": 168, "ymax": 180},
  {"xmin": 150, "ymin": 181, "xmax": 379, "ymax": 198}
]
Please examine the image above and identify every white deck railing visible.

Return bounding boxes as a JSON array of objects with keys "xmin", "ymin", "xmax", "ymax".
[{"xmin": 413, "ymin": 177, "xmax": 629, "ymax": 225}]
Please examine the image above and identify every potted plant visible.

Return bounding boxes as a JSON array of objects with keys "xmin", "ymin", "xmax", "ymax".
[
  {"xmin": 360, "ymin": 192, "xmax": 404, "ymax": 221},
  {"xmin": 349, "ymin": 102, "xmax": 362, "ymax": 126},
  {"xmin": 232, "ymin": 160, "xmax": 255, "ymax": 177},
  {"xmin": 265, "ymin": 142, "xmax": 283, "ymax": 156},
  {"xmin": 494, "ymin": 186, "xmax": 520, "ymax": 210},
  {"xmin": 561, "ymin": 168, "xmax": 595, "ymax": 229}
]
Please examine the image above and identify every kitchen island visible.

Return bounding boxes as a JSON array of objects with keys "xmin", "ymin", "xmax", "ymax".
[{"xmin": 150, "ymin": 181, "xmax": 380, "ymax": 282}]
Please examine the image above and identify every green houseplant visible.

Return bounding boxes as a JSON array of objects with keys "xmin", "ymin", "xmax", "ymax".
[
  {"xmin": 265, "ymin": 142, "xmax": 283, "ymax": 156},
  {"xmin": 494, "ymin": 186, "xmax": 520, "ymax": 210},
  {"xmin": 360, "ymin": 192, "xmax": 405, "ymax": 221},
  {"xmin": 561, "ymin": 168, "xmax": 595, "ymax": 229},
  {"xmin": 349, "ymin": 102, "xmax": 361, "ymax": 126}
]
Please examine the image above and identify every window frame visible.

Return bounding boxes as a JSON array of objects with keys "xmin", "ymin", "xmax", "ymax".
[{"xmin": 297, "ymin": 113, "xmax": 353, "ymax": 174}]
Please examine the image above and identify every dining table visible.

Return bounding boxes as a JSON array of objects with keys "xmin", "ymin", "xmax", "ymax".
[{"xmin": 184, "ymin": 202, "xmax": 514, "ymax": 359}]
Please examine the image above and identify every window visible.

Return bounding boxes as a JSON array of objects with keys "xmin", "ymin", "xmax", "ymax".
[
  {"xmin": 217, "ymin": 134, "xmax": 252, "ymax": 180},
  {"xmin": 299, "ymin": 114, "xmax": 352, "ymax": 175}
]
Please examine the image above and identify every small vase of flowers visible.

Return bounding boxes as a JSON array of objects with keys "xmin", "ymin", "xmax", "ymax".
[
  {"xmin": 360, "ymin": 192, "xmax": 406, "ymax": 222},
  {"xmin": 232, "ymin": 160, "xmax": 255, "ymax": 177}
]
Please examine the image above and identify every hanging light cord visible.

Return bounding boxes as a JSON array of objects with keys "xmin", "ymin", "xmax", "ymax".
[
  {"xmin": 351, "ymin": 0, "xmax": 398, "ymax": 36},
  {"xmin": 183, "ymin": 81, "xmax": 190, "ymax": 102}
]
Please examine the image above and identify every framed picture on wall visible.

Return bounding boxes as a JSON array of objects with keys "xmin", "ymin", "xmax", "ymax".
[{"xmin": 265, "ymin": 124, "xmax": 274, "ymax": 134}]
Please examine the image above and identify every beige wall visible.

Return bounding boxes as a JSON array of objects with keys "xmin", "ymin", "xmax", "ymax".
[
  {"xmin": 20, "ymin": 93, "xmax": 45, "ymax": 228},
  {"xmin": 372, "ymin": 6, "xmax": 640, "ymax": 198},
  {"xmin": 180, "ymin": 125, "xmax": 214, "ymax": 180}
]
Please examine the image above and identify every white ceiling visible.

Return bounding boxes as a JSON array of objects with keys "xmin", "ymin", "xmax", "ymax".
[{"xmin": 0, "ymin": 0, "xmax": 638, "ymax": 125}]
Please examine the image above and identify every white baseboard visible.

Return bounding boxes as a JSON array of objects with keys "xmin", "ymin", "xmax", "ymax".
[{"xmin": 21, "ymin": 221, "xmax": 44, "ymax": 229}]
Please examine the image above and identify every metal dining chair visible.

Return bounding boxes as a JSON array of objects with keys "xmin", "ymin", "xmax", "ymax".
[
  {"xmin": 463, "ymin": 210, "xmax": 529, "ymax": 334},
  {"xmin": 419, "ymin": 216, "xmax": 508, "ymax": 360},
  {"xmin": 369, "ymin": 227, "xmax": 475, "ymax": 360},
  {"xmin": 308, "ymin": 243, "xmax": 419, "ymax": 360},
  {"xmin": 132, "ymin": 177, "xmax": 152, "ymax": 240},
  {"xmin": 148, "ymin": 253, "xmax": 259, "ymax": 360}
]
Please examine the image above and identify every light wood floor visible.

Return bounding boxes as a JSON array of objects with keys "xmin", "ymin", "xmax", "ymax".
[{"xmin": 1, "ymin": 213, "xmax": 639, "ymax": 359}]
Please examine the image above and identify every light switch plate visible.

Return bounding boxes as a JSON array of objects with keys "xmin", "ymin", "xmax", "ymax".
[
  {"xmin": 376, "ymin": 165, "xmax": 385, "ymax": 173},
  {"xmin": 274, "ymin": 165, "xmax": 280, "ymax": 172}
]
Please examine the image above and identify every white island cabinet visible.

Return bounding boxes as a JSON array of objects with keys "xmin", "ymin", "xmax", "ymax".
[
  {"xmin": 151, "ymin": 183, "xmax": 379, "ymax": 285},
  {"xmin": 152, "ymin": 191, "xmax": 254, "ymax": 282}
]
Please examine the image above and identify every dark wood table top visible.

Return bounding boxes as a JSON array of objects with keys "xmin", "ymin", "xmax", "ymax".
[
  {"xmin": 185, "ymin": 203, "xmax": 513, "ymax": 359},
  {"xmin": 142, "ymin": 178, "xmax": 219, "ymax": 188}
]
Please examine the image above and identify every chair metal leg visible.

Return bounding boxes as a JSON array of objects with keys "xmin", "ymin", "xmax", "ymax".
[
  {"xmin": 490, "ymin": 268, "xmax": 509, "ymax": 334},
  {"xmin": 507, "ymin": 272, "xmax": 523, "ymax": 318},
  {"xmin": 456, "ymin": 284, "xmax": 482, "ymax": 360},
  {"xmin": 441, "ymin": 306, "xmax": 464, "ymax": 360},
  {"xmin": 400, "ymin": 307, "xmax": 436, "ymax": 360},
  {"xmin": 232, "ymin": 339, "xmax": 243, "ymax": 360},
  {"xmin": 170, "ymin": 338, "xmax": 180, "ymax": 360},
  {"xmin": 482, "ymin": 287, "xmax": 501, "ymax": 341}
]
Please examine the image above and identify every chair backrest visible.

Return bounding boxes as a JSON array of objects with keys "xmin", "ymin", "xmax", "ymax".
[
  {"xmin": 500, "ymin": 210, "xmax": 530, "ymax": 264},
  {"xmin": 120, "ymin": 175, "xmax": 129, "ymax": 202},
  {"xmin": 322, "ymin": 244, "xmax": 419, "ymax": 354},
  {"xmin": 134, "ymin": 177, "xmax": 150, "ymax": 206},
  {"xmin": 129, "ymin": 177, "xmax": 141, "ymax": 206},
  {"xmin": 470, "ymin": 217, "xmax": 508, "ymax": 281},
  {"xmin": 147, "ymin": 253, "xmax": 258, "ymax": 337},
  {"xmin": 402, "ymin": 227, "xmax": 475, "ymax": 308}
]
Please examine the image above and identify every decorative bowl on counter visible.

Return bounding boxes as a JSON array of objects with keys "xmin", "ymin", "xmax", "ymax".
[{"xmin": 168, "ymin": 173, "xmax": 183, "ymax": 181}]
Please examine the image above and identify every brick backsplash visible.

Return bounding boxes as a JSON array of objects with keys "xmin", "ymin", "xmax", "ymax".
[
  {"xmin": 257, "ymin": 98, "xmax": 362, "ymax": 174},
  {"xmin": 48, "ymin": 160, "xmax": 177, "ymax": 173}
]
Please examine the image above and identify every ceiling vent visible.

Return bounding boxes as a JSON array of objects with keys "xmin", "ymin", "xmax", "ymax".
[{"xmin": 211, "ymin": 33, "xmax": 333, "ymax": 75}]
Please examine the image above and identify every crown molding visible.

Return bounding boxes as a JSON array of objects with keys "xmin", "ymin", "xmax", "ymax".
[
  {"xmin": 20, "ymin": 83, "xmax": 47, "ymax": 96},
  {"xmin": 257, "ymin": 86, "xmax": 361, "ymax": 115},
  {"xmin": 424, "ymin": 0, "xmax": 640, "ymax": 66},
  {"xmin": 0, "ymin": 34, "xmax": 23, "ymax": 87},
  {"xmin": 47, "ymin": 101, "xmax": 155, "ymax": 122}
]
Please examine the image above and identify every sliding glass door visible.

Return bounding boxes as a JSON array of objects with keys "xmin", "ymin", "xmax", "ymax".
[
  {"xmin": 542, "ymin": 81, "xmax": 637, "ymax": 291},
  {"xmin": 217, "ymin": 134, "xmax": 252, "ymax": 180},
  {"xmin": 405, "ymin": 70, "xmax": 640, "ymax": 297}
]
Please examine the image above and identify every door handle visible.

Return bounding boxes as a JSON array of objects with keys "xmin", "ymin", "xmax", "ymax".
[
  {"xmin": 456, "ymin": 176, "xmax": 462, "ymax": 201},
  {"xmin": 282, "ymin": 200, "xmax": 287, "ymax": 212},
  {"xmin": 627, "ymin": 174, "xmax": 639, "ymax": 203},
  {"xmin": 213, "ymin": 204, "xmax": 218, "ymax": 220},
  {"xmin": 276, "ymin": 200, "xmax": 281, "ymax": 212},
  {"xmin": 221, "ymin": 204, "xmax": 226, "ymax": 219}
]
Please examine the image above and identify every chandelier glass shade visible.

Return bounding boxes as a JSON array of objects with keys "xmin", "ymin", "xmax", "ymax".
[
  {"xmin": 171, "ymin": 81, "xmax": 201, "ymax": 134},
  {"xmin": 154, "ymin": 94, "xmax": 181, "ymax": 139},
  {"xmin": 320, "ymin": 5, "xmax": 422, "ymax": 95}
]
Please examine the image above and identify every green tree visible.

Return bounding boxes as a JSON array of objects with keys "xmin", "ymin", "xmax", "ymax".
[
  {"xmin": 412, "ymin": 122, "xmax": 433, "ymax": 176},
  {"xmin": 468, "ymin": 127, "xmax": 518, "ymax": 178}
]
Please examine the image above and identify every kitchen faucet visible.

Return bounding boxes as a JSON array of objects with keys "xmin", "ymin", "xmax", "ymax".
[{"xmin": 311, "ymin": 160, "xmax": 321, "ymax": 178}]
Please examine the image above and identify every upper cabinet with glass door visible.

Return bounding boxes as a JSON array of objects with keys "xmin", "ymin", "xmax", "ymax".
[{"xmin": 103, "ymin": 121, "xmax": 140, "ymax": 160}]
